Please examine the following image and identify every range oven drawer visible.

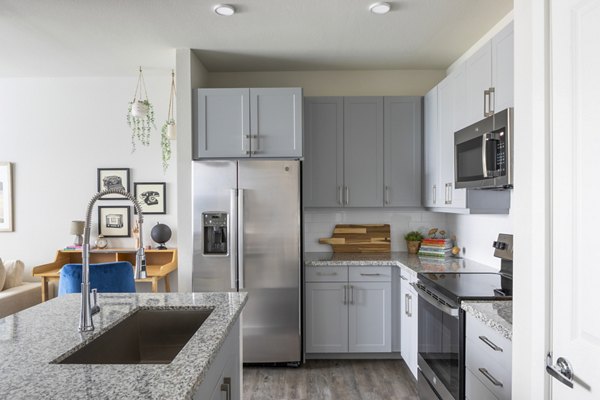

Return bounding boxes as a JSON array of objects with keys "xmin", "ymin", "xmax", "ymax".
[{"xmin": 418, "ymin": 369, "xmax": 442, "ymax": 400}]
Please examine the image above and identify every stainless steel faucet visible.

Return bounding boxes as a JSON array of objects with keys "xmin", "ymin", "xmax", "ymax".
[{"xmin": 79, "ymin": 189, "xmax": 146, "ymax": 332}]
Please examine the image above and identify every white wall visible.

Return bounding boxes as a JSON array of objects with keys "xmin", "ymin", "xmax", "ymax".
[
  {"xmin": 175, "ymin": 49, "xmax": 209, "ymax": 292},
  {"xmin": 0, "ymin": 74, "xmax": 177, "ymax": 292},
  {"xmin": 305, "ymin": 209, "xmax": 448, "ymax": 252},
  {"xmin": 207, "ymin": 69, "xmax": 445, "ymax": 96},
  {"xmin": 445, "ymin": 212, "xmax": 513, "ymax": 268}
]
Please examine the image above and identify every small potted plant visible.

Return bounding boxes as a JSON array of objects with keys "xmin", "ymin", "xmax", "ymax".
[
  {"xmin": 404, "ymin": 231, "xmax": 424, "ymax": 254},
  {"xmin": 127, "ymin": 67, "xmax": 155, "ymax": 152}
]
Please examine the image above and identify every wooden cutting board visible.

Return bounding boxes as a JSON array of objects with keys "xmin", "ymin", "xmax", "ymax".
[{"xmin": 319, "ymin": 224, "xmax": 391, "ymax": 253}]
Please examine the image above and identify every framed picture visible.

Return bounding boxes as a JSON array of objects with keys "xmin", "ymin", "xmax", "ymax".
[
  {"xmin": 97, "ymin": 168, "xmax": 130, "ymax": 199},
  {"xmin": 0, "ymin": 162, "xmax": 13, "ymax": 232},
  {"xmin": 98, "ymin": 206, "xmax": 131, "ymax": 237},
  {"xmin": 134, "ymin": 182, "xmax": 166, "ymax": 215}
]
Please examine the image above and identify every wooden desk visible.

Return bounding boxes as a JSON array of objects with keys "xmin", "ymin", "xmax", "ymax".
[{"xmin": 32, "ymin": 249, "xmax": 177, "ymax": 301}]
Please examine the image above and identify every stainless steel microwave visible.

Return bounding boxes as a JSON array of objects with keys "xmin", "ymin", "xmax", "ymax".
[{"xmin": 454, "ymin": 108, "xmax": 513, "ymax": 189}]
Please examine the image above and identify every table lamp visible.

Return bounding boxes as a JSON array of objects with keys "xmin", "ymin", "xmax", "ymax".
[{"xmin": 70, "ymin": 220, "xmax": 85, "ymax": 246}]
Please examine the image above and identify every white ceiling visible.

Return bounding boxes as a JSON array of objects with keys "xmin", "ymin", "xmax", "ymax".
[{"xmin": 0, "ymin": 0, "xmax": 512, "ymax": 77}]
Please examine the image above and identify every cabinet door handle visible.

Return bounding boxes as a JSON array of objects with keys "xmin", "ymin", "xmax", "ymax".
[
  {"xmin": 360, "ymin": 273, "xmax": 381, "ymax": 276},
  {"xmin": 407, "ymin": 294, "xmax": 412, "ymax": 317},
  {"xmin": 483, "ymin": 89, "xmax": 489, "ymax": 117},
  {"xmin": 488, "ymin": 87, "xmax": 495, "ymax": 115},
  {"xmin": 343, "ymin": 285, "xmax": 347, "ymax": 305},
  {"xmin": 350, "ymin": 285, "xmax": 354, "ymax": 305},
  {"xmin": 338, "ymin": 186, "xmax": 343, "ymax": 205},
  {"xmin": 400, "ymin": 275, "xmax": 408, "ymax": 281},
  {"xmin": 316, "ymin": 272, "xmax": 337, "ymax": 276},
  {"xmin": 478, "ymin": 335, "xmax": 503, "ymax": 352},
  {"xmin": 384, "ymin": 185, "xmax": 390, "ymax": 205},
  {"xmin": 433, "ymin": 184, "xmax": 436, "ymax": 204},
  {"xmin": 221, "ymin": 377, "xmax": 231, "ymax": 400},
  {"xmin": 448, "ymin": 183, "xmax": 452, "ymax": 204},
  {"xmin": 345, "ymin": 186, "xmax": 349, "ymax": 205},
  {"xmin": 405, "ymin": 294, "xmax": 409, "ymax": 315},
  {"xmin": 479, "ymin": 368, "xmax": 503, "ymax": 387}
]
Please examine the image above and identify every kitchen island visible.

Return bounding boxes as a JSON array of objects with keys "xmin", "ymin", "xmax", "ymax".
[{"xmin": 0, "ymin": 292, "xmax": 247, "ymax": 399}]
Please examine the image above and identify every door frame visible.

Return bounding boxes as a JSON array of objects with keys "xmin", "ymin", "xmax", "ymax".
[{"xmin": 512, "ymin": 0, "xmax": 552, "ymax": 399}]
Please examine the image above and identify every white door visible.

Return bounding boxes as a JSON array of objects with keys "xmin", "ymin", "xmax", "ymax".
[
  {"xmin": 400, "ymin": 278, "xmax": 418, "ymax": 378},
  {"xmin": 548, "ymin": 0, "xmax": 600, "ymax": 397}
]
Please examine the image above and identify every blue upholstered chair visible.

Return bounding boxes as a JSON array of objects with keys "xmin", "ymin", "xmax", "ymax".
[{"xmin": 58, "ymin": 261, "xmax": 136, "ymax": 296}]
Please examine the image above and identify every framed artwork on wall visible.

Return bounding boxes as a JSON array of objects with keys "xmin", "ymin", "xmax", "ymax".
[
  {"xmin": 97, "ymin": 168, "xmax": 130, "ymax": 199},
  {"xmin": 0, "ymin": 162, "xmax": 13, "ymax": 232},
  {"xmin": 98, "ymin": 206, "xmax": 131, "ymax": 237},
  {"xmin": 134, "ymin": 182, "xmax": 166, "ymax": 215}
]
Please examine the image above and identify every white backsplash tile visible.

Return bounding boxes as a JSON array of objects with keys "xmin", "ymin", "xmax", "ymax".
[{"xmin": 304, "ymin": 209, "xmax": 448, "ymax": 252}]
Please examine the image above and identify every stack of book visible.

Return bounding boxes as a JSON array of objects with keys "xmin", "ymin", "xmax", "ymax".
[{"xmin": 418, "ymin": 238, "xmax": 453, "ymax": 258}]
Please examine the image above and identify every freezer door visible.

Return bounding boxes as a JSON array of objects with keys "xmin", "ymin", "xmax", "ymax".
[
  {"xmin": 238, "ymin": 160, "xmax": 302, "ymax": 363},
  {"xmin": 192, "ymin": 161, "xmax": 238, "ymax": 292}
]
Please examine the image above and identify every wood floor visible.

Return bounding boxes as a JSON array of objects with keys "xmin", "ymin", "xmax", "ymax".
[{"xmin": 243, "ymin": 359, "xmax": 418, "ymax": 400}]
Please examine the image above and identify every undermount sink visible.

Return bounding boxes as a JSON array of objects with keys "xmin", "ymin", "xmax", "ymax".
[{"xmin": 55, "ymin": 308, "xmax": 213, "ymax": 364}]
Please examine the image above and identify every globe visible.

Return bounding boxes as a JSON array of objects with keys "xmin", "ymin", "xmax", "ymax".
[{"xmin": 151, "ymin": 222, "xmax": 172, "ymax": 250}]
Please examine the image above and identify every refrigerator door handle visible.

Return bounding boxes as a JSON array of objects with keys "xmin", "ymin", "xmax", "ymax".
[
  {"xmin": 238, "ymin": 188, "xmax": 245, "ymax": 289},
  {"xmin": 229, "ymin": 189, "xmax": 238, "ymax": 290}
]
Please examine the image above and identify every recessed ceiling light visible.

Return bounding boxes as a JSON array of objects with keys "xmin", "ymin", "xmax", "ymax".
[
  {"xmin": 369, "ymin": 2, "xmax": 391, "ymax": 15},
  {"xmin": 214, "ymin": 4, "xmax": 235, "ymax": 16}
]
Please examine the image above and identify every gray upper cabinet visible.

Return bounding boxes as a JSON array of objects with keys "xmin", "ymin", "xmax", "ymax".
[
  {"xmin": 465, "ymin": 42, "xmax": 493, "ymax": 126},
  {"xmin": 343, "ymin": 97, "xmax": 384, "ymax": 207},
  {"xmin": 251, "ymin": 88, "xmax": 303, "ymax": 158},
  {"xmin": 303, "ymin": 97, "xmax": 344, "ymax": 207},
  {"xmin": 193, "ymin": 87, "xmax": 302, "ymax": 159},
  {"xmin": 384, "ymin": 97, "xmax": 422, "ymax": 208},
  {"xmin": 304, "ymin": 96, "xmax": 421, "ymax": 208},
  {"xmin": 492, "ymin": 21, "xmax": 514, "ymax": 113},
  {"xmin": 194, "ymin": 88, "xmax": 249, "ymax": 159}
]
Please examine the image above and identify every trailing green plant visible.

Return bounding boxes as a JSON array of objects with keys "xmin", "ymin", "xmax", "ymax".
[
  {"xmin": 404, "ymin": 231, "xmax": 424, "ymax": 242},
  {"xmin": 127, "ymin": 100, "xmax": 155, "ymax": 152},
  {"xmin": 127, "ymin": 67, "xmax": 155, "ymax": 152},
  {"xmin": 160, "ymin": 119, "xmax": 174, "ymax": 172}
]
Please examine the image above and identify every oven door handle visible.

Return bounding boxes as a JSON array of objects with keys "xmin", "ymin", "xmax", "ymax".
[{"xmin": 410, "ymin": 282, "xmax": 459, "ymax": 317}]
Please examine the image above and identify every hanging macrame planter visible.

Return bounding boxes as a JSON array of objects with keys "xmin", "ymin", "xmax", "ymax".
[
  {"xmin": 160, "ymin": 70, "xmax": 176, "ymax": 172},
  {"xmin": 127, "ymin": 66, "xmax": 155, "ymax": 152}
]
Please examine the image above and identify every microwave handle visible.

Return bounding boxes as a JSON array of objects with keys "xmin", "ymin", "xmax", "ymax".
[{"xmin": 482, "ymin": 135, "xmax": 489, "ymax": 178}]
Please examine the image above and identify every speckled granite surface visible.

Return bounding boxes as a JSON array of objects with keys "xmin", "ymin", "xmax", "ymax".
[
  {"xmin": 0, "ymin": 292, "xmax": 247, "ymax": 399},
  {"xmin": 304, "ymin": 252, "xmax": 497, "ymax": 274},
  {"xmin": 461, "ymin": 301, "xmax": 513, "ymax": 341}
]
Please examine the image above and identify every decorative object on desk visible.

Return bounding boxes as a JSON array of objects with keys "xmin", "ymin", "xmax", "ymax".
[
  {"xmin": 95, "ymin": 234, "xmax": 108, "ymax": 249},
  {"xmin": 151, "ymin": 222, "xmax": 172, "ymax": 250},
  {"xmin": 98, "ymin": 206, "xmax": 131, "ymax": 237},
  {"xmin": 404, "ymin": 231, "xmax": 423, "ymax": 254},
  {"xmin": 134, "ymin": 182, "xmax": 166, "ymax": 214},
  {"xmin": 0, "ymin": 162, "xmax": 14, "ymax": 232},
  {"xmin": 160, "ymin": 70, "xmax": 176, "ymax": 172},
  {"xmin": 319, "ymin": 224, "xmax": 390, "ymax": 253},
  {"xmin": 97, "ymin": 168, "xmax": 130, "ymax": 200},
  {"xmin": 69, "ymin": 220, "xmax": 85, "ymax": 246},
  {"xmin": 127, "ymin": 66, "xmax": 155, "ymax": 152}
]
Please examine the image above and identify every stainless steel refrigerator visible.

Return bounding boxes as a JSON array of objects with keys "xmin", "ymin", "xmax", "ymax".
[{"xmin": 192, "ymin": 160, "xmax": 302, "ymax": 364}]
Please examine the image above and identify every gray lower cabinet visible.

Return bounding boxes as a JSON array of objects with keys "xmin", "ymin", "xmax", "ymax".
[
  {"xmin": 305, "ymin": 266, "xmax": 392, "ymax": 354},
  {"xmin": 465, "ymin": 313, "xmax": 512, "ymax": 400},
  {"xmin": 194, "ymin": 87, "xmax": 302, "ymax": 159},
  {"xmin": 303, "ymin": 96, "xmax": 421, "ymax": 208},
  {"xmin": 193, "ymin": 319, "xmax": 241, "ymax": 400}
]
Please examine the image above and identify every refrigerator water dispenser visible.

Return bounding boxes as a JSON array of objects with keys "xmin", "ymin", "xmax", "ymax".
[{"xmin": 202, "ymin": 212, "xmax": 228, "ymax": 255}]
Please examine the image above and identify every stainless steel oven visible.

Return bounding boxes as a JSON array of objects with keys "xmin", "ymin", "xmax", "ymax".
[
  {"xmin": 454, "ymin": 108, "xmax": 513, "ymax": 189},
  {"xmin": 413, "ymin": 281, "xmax": 462, "ymax": 400}
]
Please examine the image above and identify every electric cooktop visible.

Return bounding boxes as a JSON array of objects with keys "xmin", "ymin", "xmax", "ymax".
[{"xmin": 417, "ymin": 272, "xmax": 512, "ymax": 304}]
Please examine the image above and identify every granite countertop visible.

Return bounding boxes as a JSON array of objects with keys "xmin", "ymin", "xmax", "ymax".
[
  {"xmin": 304, "ymin": 251, "xmax": 497, "ymax": 274},
  {"xmin": 0, "ymin": 292, "xmax": 248, "ymax": 399},
  {"xmin": 461, "ymin": 301, "xmax": 513, "ymax": 341}
]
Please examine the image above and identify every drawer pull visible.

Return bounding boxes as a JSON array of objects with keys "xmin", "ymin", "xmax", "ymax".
[
  {"xmin": 479, "ymin": 335, "xmax": 503, "ymax": 352},
  {"xmin": 400, "ymin": 275, "xmax": 408, "ymax": 280},
  {"xmin": 316, "ymin": 272, "xmax": 337, "ymax": 276},
  {"xmin": 478, "ymin": 368, "xmax": 503, "ymax": 387},
  {"xmin": 360, "ymin": 273, "xmax": 382, "ymax": 276}
]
